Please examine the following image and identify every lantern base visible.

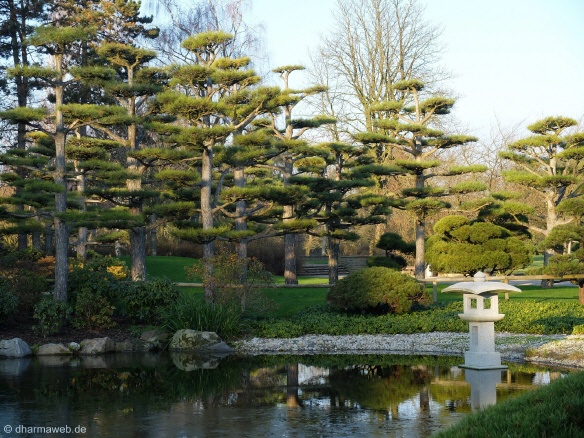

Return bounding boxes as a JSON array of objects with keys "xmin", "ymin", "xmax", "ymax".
[{"xmin": 461, "ymin": 351, "xmax": 507, "ymax": 370}]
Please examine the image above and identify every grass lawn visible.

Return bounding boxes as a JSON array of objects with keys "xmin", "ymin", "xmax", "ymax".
[
  {"xmin": 117, "ymin": 255, "xmax": 199, "ymax": 282},
  {"xmin": 434, "ymin": 368, "xmax": 584, "ymax": 438},
  {"xmin": 118, "ymin": 255, "xmax": 580, "ymax": 318}
]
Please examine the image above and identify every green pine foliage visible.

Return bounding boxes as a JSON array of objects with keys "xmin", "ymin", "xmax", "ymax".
[{"xmin": 426, "ymin": 215, "xmax": 532, "ymax": 276}]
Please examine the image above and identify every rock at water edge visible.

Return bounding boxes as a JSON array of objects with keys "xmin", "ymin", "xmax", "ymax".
[
  {"xmin": 37, "ymin": 343, "xmax": 72, "ymax": 356},
  {"xmin": 80, "ymin": 337, "xmax": 115, "ymax": 355},
  {"xmin": 169, "ymin": 330, "xmax": 235, "ymax": 353},
  {"xmin": 0, "ymin": 338, "xmax": 32, "ymax": 358}
]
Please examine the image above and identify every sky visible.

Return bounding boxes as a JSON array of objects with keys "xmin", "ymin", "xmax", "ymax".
[{"xmin": 247, "ymin": 0, "xmax": 584, "ymax": 141}]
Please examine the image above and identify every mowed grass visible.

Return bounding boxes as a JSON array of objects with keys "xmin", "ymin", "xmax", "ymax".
[{"xmin": 117, "ymin": 255, "xmax": 580, "ymax": 318}]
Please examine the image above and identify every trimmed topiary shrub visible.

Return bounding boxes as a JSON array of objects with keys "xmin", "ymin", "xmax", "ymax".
[
  {"xmin": 367, "ymin": 256, "xmax": 406, "ymax": 270},
  {"xmin": 327, "ymin": 267, "xmax": 429, "ymax": 314}
]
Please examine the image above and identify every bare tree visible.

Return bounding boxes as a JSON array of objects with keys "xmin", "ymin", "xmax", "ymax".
[
  {"xmin": 145, "ymin": 0, "xmax": 264, "ymax": 66},
  {"xmin": 312, "ymin": 0, "xmax": 447, "ymax": 134},
  {"xmin": 309, "ymin": 0, "xmax": 451, "ymax": 264}
]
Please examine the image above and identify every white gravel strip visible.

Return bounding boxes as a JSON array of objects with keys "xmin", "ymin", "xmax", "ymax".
[{"xmin": 234, "ymin": 332, "xmax": 568, "ymax": 364}]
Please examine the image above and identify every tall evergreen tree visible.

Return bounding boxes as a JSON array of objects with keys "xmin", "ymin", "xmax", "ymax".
[
  {"xmin": 355, "ymin": 79, "xmax": 484, "ymax": 278},
  {"xmin": 153, "ymin": 31, "xmax": 279, "ymax": 300},
  {"xmin": 0, "ymin": 24, "xmax": 97, "ymax": 300},
  {"xmin": 266, "ymin": 65, "xmax": 333, "ymax": 284},
  {"xmin": 498, "ymin": 116, "xmax": 584, "ymax": 271},
  {"xmin": 0, "ymin": 0, "xmax": 48, "ymax": 249},
  {"xmin": 293, "ymin": 140, "xmax": 403, "ymax": 284}
]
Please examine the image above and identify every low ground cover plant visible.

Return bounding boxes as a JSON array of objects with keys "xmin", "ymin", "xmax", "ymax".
[{"xmin": 247, "ymin": 299, "xmax": 584, "ymax": 338}]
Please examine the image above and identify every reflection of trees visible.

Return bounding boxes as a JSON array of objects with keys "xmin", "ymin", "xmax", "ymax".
[
  {"xmin": 329, "ymin": 365, "xmax": 433, "ymax": 411},
  {"xmin": 0, "ymin": 353, "xmax": 559, "ymax": 436},
  {"xmin": 286, "ymin": 364, "xmax": 303, "ymax": 408}
]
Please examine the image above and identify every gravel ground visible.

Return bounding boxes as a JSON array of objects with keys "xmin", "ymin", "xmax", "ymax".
[{"xmin": 234, "ymin": 332, "xmax": 584, "ymax": 368}]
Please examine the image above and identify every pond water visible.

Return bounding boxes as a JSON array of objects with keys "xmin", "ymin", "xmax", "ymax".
[{"xmin": 0, "ymin": 353, "xmax": 568, "ymax": 438}]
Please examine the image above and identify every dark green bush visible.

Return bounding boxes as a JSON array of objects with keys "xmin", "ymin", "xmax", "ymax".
[
  {"xmin": 367, "ymin": 256, "xmax": 406, "ymax": 270},
  {"xmin": 68, "ymin": 255, "xmax": 125, "ymax": 329},
  {"xmin": 161, "ymin": 291, "xmax": 242, "ymax": 340},
  {"xmin": 9, "ymin": 270, "xmax": 48, "ymax": 315},
  {"xmin": 68, "ymin": 256, "xmax": 123, "ymax": 306},
  {"xmin": 327, "ymin": 267, "xmax": 429, "ymax": 314},
  {"xmin": 0, "ymin": 278, "xmax": 18, "ymax": 321},
  {"xmin": 32, "ymin": 296, "xmax": 71, "ymax": 337},
  {"xmin": 73, "ymin": 287, "xmax": 116, "ymax": 330},
  {"xmin": 121, "ymin": 277, "xmax": 180, "ymax": 323}
]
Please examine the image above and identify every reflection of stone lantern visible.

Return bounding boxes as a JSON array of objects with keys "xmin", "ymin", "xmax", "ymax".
[
  {"xmin": 464, "ymin": 368, "xmax": 502, "ymax": 410},
  {"xmin": 443, "ymin": 271, "xmax": 521, "ymax": 370}
]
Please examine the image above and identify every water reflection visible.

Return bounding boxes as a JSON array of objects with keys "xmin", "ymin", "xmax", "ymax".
[{"xmin": 0, "ymin": 353, "xmax": 568, "ymax": 438}]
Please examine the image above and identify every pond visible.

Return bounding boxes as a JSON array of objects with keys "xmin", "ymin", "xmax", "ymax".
[{"xmin": 0, "ymin": 353, "xmax": 568, "ymax": 438}]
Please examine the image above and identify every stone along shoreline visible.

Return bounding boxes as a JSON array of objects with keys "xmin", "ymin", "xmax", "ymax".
[{"xmin": 3, "ymin": 331, "xmax": 584, "ymax": 369}]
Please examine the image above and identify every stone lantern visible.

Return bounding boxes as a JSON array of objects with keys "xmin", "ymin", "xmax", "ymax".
[{"xmin": 443, "ymin": 271, "xmax": 521, "ymax": 370}]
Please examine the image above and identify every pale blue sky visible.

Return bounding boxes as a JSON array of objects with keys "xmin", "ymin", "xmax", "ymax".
[{"xmin": 249, "ymin": 0, "xmax": 584, "ymax": 139}]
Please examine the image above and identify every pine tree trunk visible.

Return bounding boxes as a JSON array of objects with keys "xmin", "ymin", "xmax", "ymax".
[
  {"xmin": 578, "ymin": 280, "xmax": 584, "ymax": 305},
  {"xmin": 234, "ymin": 168, "xmax": 248, "ymax": 284},
  {"xmin": 32, "ymin": 230, "xmax": 41, "ymax": 250},
  {"xmin": 541, "ymin": 249, "xmax": 555, "ymax": 288},
  {"xmin": 415, "ymin": 218, "xmax": 426, "ymax": 279},
  {"xmin": 282, "ymin": 153, "xmax": 298, "ymax": 285},
  {"xmin": 126, "ymin": 115, "xmax": 146, "ymax": 280},
  {"xmin": 77, "ymin": 227, "xmax": 88, "ymax": 261},
  {"xmin": 52, "ymin": 54, "xmax": 69, "ymax": 302},
  {"xmin": 328, "ymin": 237, "xmax": 340, "ymax": 285},
  {"xmin": 130, "ymin": 226, "xmax": 146, "ymax": 281},
  {"xmin": 149, "ymin": 214, "xmax": 157, "ymax": 256},
  {"xmin": 114, "ymin": 240, "xmax": 122, "ymax": 257},
  {"xmin": 44, "ymin": 223, "xmax": 53, "ymax": 255},
  {"xmin": 284, "ymin": 231, "xmax": 298, "ymax": 284},
  {"xmin": 201, "ymin": 146, "xmax": 215, "ymax": 300}
]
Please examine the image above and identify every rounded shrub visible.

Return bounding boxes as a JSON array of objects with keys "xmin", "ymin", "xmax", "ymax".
[
  {"xmin": 367, "ymin": 256, "xmax": 406, "ymax": 270},
  {"xmin": 327, "ymin": 267, "xmax": 428, "ymax": 314}
]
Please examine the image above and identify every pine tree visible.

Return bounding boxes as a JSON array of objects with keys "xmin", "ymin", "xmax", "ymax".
[
  {"xmin": 153, "ymin": 31, "xmax": 280, "ymax": 300},
  {"xmin": 265, "ymin": 65, "xmax": 334, "ymax": 284},
  {"xmin": 355, "ymin": 79, "xmax": 484, "ymax": 278},
  {"xmin": 0, "ymin": 0, "xmax": 48, "ymax": 249},
  {"xmin": 0, "ymin": 24, "xmax": 97, "ymax": 301},
  {"xmin": 498, "ymin": 116, "xmax": 584, "ymax": 269},
  {"xmin": 292, "ymin": 141, "xmax": 403, "ymax": 284}
]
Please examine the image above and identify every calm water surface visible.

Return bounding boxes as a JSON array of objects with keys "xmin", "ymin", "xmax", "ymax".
[{"xmin": 0, "ymin": 353, "xmax": 568, "ymax": 438}]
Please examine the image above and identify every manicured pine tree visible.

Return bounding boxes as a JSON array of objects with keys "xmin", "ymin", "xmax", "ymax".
[
  {"xmin": 0, "ymin": 24, "xmax": 97, "ymax": 301},
  {"xmin": 0, "ymin": 132, "xmax": 58, "ymax": 244},
  {"xmin": 355, "ymin": 79, "xmax": 484, "ymax": 279},
  {"xmin": 0, "ymin": 0, "xmax": 48, "ymax": 249},
  {"xmin": 79, "ymin": 42, "xmax": 163, "ymax": 280},
  {"xmin": 152, "ymin": 31, "xmax": 281, "ymax": 301},
  {"xmin": 498, "ymin": 116, "xmax": 584, "ymax": 270},
  {"xmin": 292, "ymin": 140, "xmax": 403, "ymax": 284},
  {"xmin": 217, "ymin": 128, "xmax": 290, "ymax": 282},
  {"xmin": 266, "ymin": 65, "xmax": 334, "ymax": 284}
]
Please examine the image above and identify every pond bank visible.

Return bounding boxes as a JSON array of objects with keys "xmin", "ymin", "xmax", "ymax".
[{"xmin": 234, "ymin": 332, "xmax": 584, "ymax": 368}]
